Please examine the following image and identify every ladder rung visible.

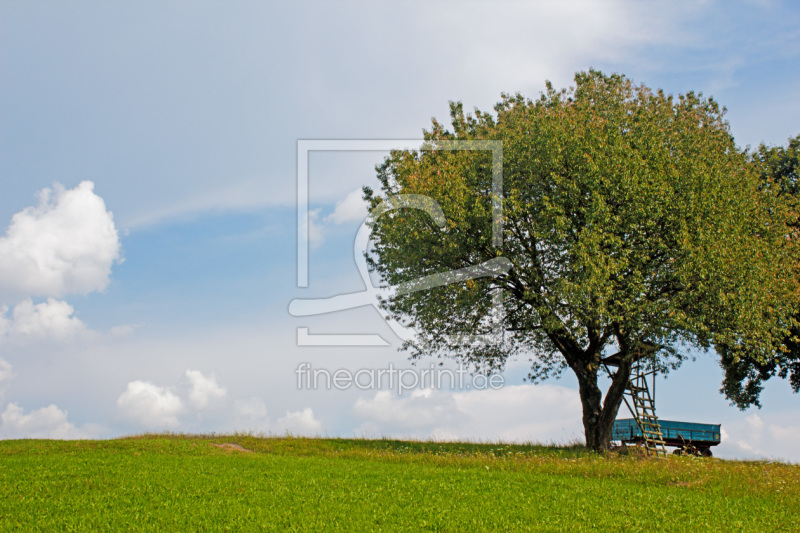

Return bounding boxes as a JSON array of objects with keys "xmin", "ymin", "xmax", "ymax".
[{"xmin": 626, "ymin": 369, "xmax": 664, "ymax": 457}]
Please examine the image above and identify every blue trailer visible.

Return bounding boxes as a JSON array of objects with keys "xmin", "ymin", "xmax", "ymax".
[{"xmin": 613, "ymin": 418, "xmax": 721, "ymax": 456}]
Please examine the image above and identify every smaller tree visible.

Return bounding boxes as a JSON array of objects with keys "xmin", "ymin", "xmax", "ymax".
[{"xmin": 720, "ymin": 134, "xmax": 800, "ymax": 408}]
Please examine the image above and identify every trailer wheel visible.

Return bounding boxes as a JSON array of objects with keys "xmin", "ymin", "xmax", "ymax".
[{"xmin": 700, "ymin": 448, "xmax": 713, "ymax": 458}]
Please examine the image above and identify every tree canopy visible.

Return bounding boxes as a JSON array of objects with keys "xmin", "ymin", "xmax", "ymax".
[
  {"xmin": 365, "ymin": 70, "xmax": 799, "ymax": 450},
  {"xmin": 720, "ymin": 134, "xmax": 800, "ymax": 408}
]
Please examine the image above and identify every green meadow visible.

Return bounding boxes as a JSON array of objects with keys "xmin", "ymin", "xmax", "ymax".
[{"xmin": 0, "ymin": 435, "xmax": 798, "ymax": 532}]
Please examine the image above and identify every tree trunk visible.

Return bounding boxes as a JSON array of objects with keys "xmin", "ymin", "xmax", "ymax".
[{"xmin": 573, "ymin": 357, "xmax": 632, "ymax": 451}]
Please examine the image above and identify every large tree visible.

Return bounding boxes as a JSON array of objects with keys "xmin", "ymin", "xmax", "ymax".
[
  {"xmin": 364, "ymin": 71, "xmax": 798, "ymax": 451},
  {"xmin": 720, "ymin": 134, "xmax": 800, "ymax": 408}
]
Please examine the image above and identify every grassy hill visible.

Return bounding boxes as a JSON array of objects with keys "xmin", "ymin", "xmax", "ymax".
[{"xmin": 0, "ymin": 435, "xmax": 798, "ymax": 531}]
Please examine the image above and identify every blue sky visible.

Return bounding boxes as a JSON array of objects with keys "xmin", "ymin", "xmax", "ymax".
[{"xmin": 1, "ymin": 0, "xmax": 799, "ymax": 461}]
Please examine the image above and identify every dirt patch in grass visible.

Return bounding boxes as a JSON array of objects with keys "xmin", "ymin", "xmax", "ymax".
[{"xmin": 210, "ymin": 443, "xmax": 252, "ymax": 453}]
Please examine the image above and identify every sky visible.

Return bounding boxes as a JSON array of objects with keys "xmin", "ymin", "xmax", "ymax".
[{"xmin": 1, "ymin": 0, "xmax": 799, "ymax": 462}]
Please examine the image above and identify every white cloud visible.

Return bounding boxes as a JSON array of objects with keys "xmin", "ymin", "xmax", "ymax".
[
  {"xmin": 235, "ymin": 397, "xmax": 269, "ymax": 420},
  {"xmin": 0, "ymin": 402, "xmax": 100, "ymax": 439},
  {"xmin": 1, "ymin": 298, "xmax": 90, "ymax": 343},
  {"xmin": 716, "ymin": 411, "xmax": 800, "ymax": 463},
  {"xmin": 747, "ymin": 412, "xmax": 765, "ymax": 432},
  {"xmin": 353, "ymin": 385, "xmax": 583, "ymax": 444},
  {"xmin": 326, "ymin": 188, "xmax": 368, "ymax": 225},
  {"xmin": 276, "ymin": 407, "xmax": 323, "ymax": 436},
  {"xmin": 218, "ymin": 397, "xmax": 272, "ymax": 434},
  {"xmin": 731, "ymin": 414, "xmax": 766, "ymax": 455},
  {"xmin": 0, "ymin": 181, "xmax": 121, "ymax": 301},
  {"xmin": 296, "ymin": 189, "xmax": 370, "ymax": 251},
  {"xmin": 0, "ymin": 358, "xmax": 12, "ymax": 388},
  {"xmin": 354, "ymin": 389, "xmax": 466, "ymax": 431},
  {"xmin": 116, "ymin": 380, "xmax": 184, "ymax": 429},
  {"xmin": 308, "ymin": 208, "xmax": 325, "ymax": 249},
  {"xmin": 185, "ymin": 369, "xmax": 227, "ymax": 409}
]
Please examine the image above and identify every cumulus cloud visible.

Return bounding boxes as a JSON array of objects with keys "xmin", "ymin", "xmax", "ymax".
[
  {"xmin": 353, "ymin": 384, "xmax": 583, "ymax": 443},
  {"xmin": 325, "ymin": 188, "xmax": 368, "ymax": 225},
  {"xmin": 276, "ymin": 408, "xmax": 323, "ymax": 436},
  {"xmin": 0, "ymin": 182, "xmax": 125, "ymax": 343},
  {"xmin": 0, "ymin": 402, "xmax": 101, "ymax": 439},
  {"xmin": 221, "ymin": 400, "xmax": 322, "ymax": 436},
  {"xmin": 116, "ymin": 380, "xmax": 184, "ymax": 429},
  {"xmin": 0, "ymin": 298, "xmax": 90, "ymax": 343},
  {"xmin": 186, "ymin": 370, "xmax": 227, "ymax": 409},
  {"xmin": 0, "ymin": 181, "xmax": 121, "ymax": 301}
]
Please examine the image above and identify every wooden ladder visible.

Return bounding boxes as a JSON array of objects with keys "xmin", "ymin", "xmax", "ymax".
[{"xmin": 624, "ymin": 359, "xmax": 667, "ymax": 457}]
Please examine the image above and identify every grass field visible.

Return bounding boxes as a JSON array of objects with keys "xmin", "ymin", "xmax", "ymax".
[{"xmin": 0, "ymin": 435, "xmax": 798, "ymax": 532}]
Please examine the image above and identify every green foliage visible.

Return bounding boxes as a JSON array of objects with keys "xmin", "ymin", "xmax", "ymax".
[
  {"xmin": 757, "ymin": 134, "xmax": 800, "ymax": 197},
  {"xmin": 368, "ymin": 69, "xmax": 794, "ymax": 369},
  {"xmin": 720, "ymin": 134, "xmax": 800, "ymax": 408},
  {"xmin": 365, "ymin": 70, "xmax": 798, "ymax": 447},
  {"xmin": 0, "ymin": 435, "xmax": 798, "ymax": 531}
]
